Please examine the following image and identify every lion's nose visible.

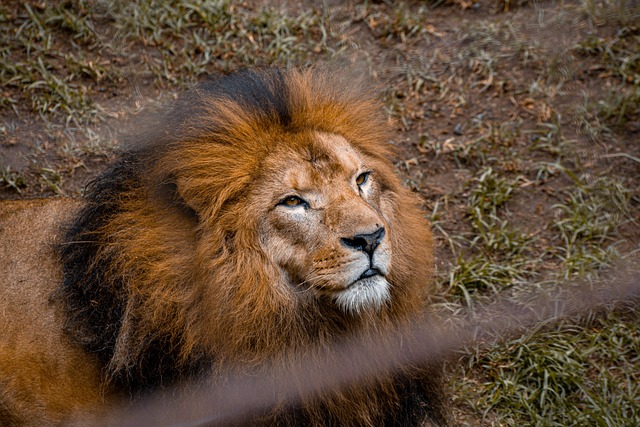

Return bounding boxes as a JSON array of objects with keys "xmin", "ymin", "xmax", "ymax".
[{"xmin": 341, "ymin": 227, "xmax": 385, "ymax": 257}]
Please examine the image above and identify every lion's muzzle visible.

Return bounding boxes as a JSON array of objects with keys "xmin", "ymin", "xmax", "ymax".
[{"xmin": 340, "ymin": 226, "xmax": 386, "ymax": 257}]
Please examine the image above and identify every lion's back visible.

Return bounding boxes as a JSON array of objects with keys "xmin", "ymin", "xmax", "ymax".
[
  {"xmin": 0, "ymin": 199, "xmax": 79, "ymax": 320},
  {"xmin": 0, "ymin": 199, "xmax": 108, "ymax": 426}
]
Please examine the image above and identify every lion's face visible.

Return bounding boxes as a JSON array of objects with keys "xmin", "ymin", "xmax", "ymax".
[{"xmin": 252, "ymin": 132, "xmax": 395, "ymax": 314}]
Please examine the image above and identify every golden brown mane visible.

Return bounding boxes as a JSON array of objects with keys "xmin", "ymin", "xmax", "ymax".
[{"xmin": 57, "ymin": 68, "xmax": 447, "ymax": 425}]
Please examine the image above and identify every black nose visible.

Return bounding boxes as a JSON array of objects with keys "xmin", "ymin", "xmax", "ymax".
[{"xmin": 341, "ymin": 227, "xmax": 385, "ymax": 256}]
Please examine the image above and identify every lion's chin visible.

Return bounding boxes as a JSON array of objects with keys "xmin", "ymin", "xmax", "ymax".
[{"xmin": 333, "ymin": 276, "xmax": 390, "ymax": 315}]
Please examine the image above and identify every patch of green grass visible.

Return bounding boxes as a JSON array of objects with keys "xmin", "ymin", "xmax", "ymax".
[
  {"xmin": 468, "ymin": 167, "xmax": 513, "ymax": 214},
  {"xmin": 597, "ymin": 85, "xmax": 640, "ymax": 127},
  {"xmin": 38, "ymin": 1, "xmax": 100, "ymax": 45},
  {"xmin": 467, "ymin": 168, "xmax": 533, "ymax": 253},
  {"xmin": 26, "ymin": 57, "xmax": 96, "ymax": 122},
  {"xmin": 573, "ymin": 6, "xmax": 639, "ymax": 135},
  {"xmin": 446, "ymin": 166, "xmax": 638, "ymax": 423},
  {"xmin": 575, "ymin": 97, "xmax": 610, "ymax": 141},
  {"xmin": 551, "ymin": 176, "xmax": 633, "ymax": 279},
  {"xmin": 446, "ymin": 253, "xmax": 532, "ymax": 304},
  {"xmin": 442, "ymin": 168, "xmax": 536, "ymax": 302},
  {"xmin": 0, "ymin": 166, "xmax": 27, "ymax": 193},
  {"xmin": 579, "ymin": 0, "xmax": 640, "ymax": 27},
  {"xmin": 528, "ymin": 118, "xmax": 564, "ymax": 152},
  {"xmin": 105, "ymin": 0, "xmax": 336, "ymax": 86},
  {"xmin": 0, "ymin": 0, "xmax": 340, "ymax": 122},
  {"xmin": 578, "ymin": 85, "xmax": 640, "ymax": 135},
  {"xmin": 39, "ymin": 167, "xmax": 63, "ymax": 195},
  {"xmin": 455, "ymin": 313, "xmax": 640, "ymax": 426},
  {"xmin": 527, "ymin": 119, "xmax": 568, "ymax": 181},
  {"xmin": 575, "ymin": 32, "xmax": 640, "ymax": 85},
  {"xmin": 1, "ymin": 3, "xmax": 100, "ymax": 124},
  {"xmin": 575, "ymin": 86, "xmax": 640, "ymax": 139}
]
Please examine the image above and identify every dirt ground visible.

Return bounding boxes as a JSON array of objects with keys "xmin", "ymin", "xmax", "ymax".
[{"xmin": 1, "ymin": 0, "xmax": 639, "ymax": 425}]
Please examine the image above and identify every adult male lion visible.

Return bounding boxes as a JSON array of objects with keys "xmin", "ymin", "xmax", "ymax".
[{"xmin": 0, "ymin": 68, "xmax": 448, "ymax": 426}]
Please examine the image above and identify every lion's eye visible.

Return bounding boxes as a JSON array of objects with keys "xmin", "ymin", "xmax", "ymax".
[
  {"xmin": 355, "ymin": 172, "xmax": 370, "ymax": 187},
  {"xmin": 279, "ymin": 195, "xmax": 307, "ymax": 208}
]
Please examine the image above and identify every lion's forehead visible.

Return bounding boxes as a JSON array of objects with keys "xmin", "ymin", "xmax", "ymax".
[
  {"xmin": 314, "ymin": 132, "xmax": 361, "ymax": 170},
  {"xmin": 280, "ymin": 132, "xmax": 362, "ymax": 189}
]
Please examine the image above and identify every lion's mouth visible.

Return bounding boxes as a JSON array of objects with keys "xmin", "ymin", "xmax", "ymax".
[
  {"xmin": 356, "ymin": 267, "xmax": 383, "ymax": 281},
  {"xmin": 336, "ymin": 271, "xmax": 390, "ymax": 313}
]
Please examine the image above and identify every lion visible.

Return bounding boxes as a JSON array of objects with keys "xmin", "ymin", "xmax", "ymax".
[{"xmin": 0, "ymin": 68, "xmax": 448, "ymax": 426}]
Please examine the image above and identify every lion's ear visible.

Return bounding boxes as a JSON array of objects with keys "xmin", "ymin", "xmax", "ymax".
[{"xmin": 155, "ymin": 180, "xmax": 200, "ymax": 223}]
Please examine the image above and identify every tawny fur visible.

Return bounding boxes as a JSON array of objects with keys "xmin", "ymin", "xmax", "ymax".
[
  {"xmin": 0, "ymin": 68, "xmax": 448, "ymax": 426},
  {"xmin": 0, "ymin": 200, "xmax": 112, "ymax": 426}
]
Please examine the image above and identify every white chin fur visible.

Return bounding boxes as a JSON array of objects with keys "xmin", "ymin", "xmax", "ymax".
[{"xmin": 333, "ymin": 276, "xmax": 390, "ymax": 315}]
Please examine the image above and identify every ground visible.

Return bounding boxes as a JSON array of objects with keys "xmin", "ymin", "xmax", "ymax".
[{"xmin": 1, "ymin": 0, "xmax": 639, "ymax": 425}]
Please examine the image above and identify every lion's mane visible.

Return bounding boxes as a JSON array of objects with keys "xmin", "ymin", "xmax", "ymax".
[{"xmin": 58, "ymin": 68, "xmax": 447, "ymax": 425}]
